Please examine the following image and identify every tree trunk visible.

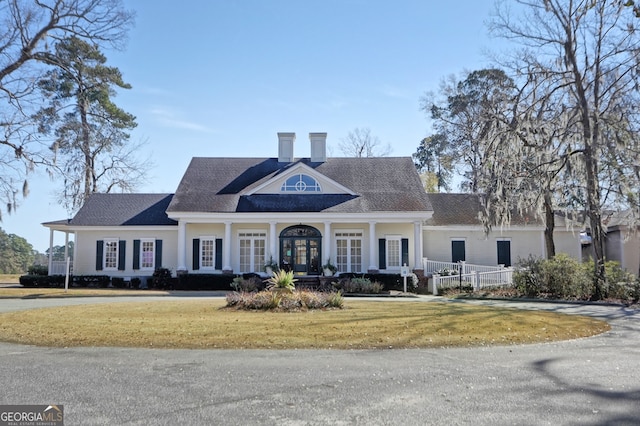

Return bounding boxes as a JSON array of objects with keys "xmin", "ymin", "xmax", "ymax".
[
  {"xmin": 543, "ymin": 191, "xmax": 556, "ymax": 259},
  {"xmin": 585, "ymin": 148, "xmax": 605, "ymax": 301},
  {"xmin": 80, "ymin": 96, "xmax": 92, "ymax": 203}
]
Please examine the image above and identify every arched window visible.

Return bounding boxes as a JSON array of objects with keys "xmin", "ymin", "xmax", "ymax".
[{"xmin": 281, "ymin": 174, "xmax": 321, "ymax": 192}]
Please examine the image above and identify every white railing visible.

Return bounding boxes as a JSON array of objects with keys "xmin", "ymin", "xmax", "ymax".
[
  {"xmin": 432, "ymin": 268, "xmax": 514, "ymax": 295},
  {"xmin": 423, "ymin": 258, "xmax": 507, "ymax": 275},
  {"xmin": 49, "ymin": 261, "xmax": 73, "ymax": 275}
]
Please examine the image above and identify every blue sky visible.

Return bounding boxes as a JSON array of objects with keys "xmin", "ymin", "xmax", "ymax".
[{"xmin": 4, "ymin": 0, "xmax": 505, "ymax": 252}]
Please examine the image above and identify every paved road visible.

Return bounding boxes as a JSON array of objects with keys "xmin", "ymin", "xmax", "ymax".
[{"xmin": 0, "ymin": 296, "xmax": 638, "ymax": 425}]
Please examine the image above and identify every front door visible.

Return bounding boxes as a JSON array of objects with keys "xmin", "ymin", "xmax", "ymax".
[{"xmin": 280, "ymin": 225, "xmax": 321, "ymax": 275}]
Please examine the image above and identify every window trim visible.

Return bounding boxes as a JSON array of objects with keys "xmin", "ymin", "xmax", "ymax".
[
  {"xmin": 200, "ymin": 236, "xmax": 217, "ymax": 270},
  {"xmin": 334, "ymin": 230, "xmax": 363, "ymax": 273},
  {"xmin": 280, "ymin": 173, "xmax": 322, "ymax": 192},
  {"xmin": 139, "ymin": 238, "xmax": 156, "ymax": 271},
  {"xmin": 238, "ymin": 230, "xmax": 267, "ymax": 273},
  {"xmin": 103, "ymin": 238, "xmax": 119, "ymax": 271},
  {"xmin": 385, "ymin": 235, "xmax": 402, "ymax": 270}
]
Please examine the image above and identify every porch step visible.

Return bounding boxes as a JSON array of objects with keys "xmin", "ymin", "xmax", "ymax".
[{"xmin": 294, "ymin": 275, "xmax": 336, "ymax": 291}]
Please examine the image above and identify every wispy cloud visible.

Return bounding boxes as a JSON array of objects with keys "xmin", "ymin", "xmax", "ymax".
[
  {"xmin": 378, "ymin": 85, "xmax": 412, "ymax": 100},
  {"xmin": 150, "ymin": 107, "xmax": 213, "ymax": 133}
]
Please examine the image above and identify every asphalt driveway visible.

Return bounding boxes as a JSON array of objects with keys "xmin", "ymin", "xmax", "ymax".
[{"xmin": 0, "ymin": 296, "xmax": 638, "ymax": 425}]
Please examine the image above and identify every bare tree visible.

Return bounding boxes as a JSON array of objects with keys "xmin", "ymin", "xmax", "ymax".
[
  {"xmin": 490, "ymin": 0, "xmax": 640, "ymax": 299},
  {"xmin": 0, "ymin": 0, "xmax": 134, "ymax": 218},
  {"xmin": 338, "ymin": 128, "xmax": 391, "ymax": 157}
]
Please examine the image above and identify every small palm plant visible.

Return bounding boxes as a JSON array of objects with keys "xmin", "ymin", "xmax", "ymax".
[{"xmin": 266, "ymin": 269, "xmax": 297, "ymax": 292}]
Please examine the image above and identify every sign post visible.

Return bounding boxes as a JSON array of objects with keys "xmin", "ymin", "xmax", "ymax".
[
  {"xmin": 400, "ymin": 264, "xmax": 410, "ymax": 293},
  {"xmin": 64, "ymin": 256, "xmax": 70, "ymax": 293}
]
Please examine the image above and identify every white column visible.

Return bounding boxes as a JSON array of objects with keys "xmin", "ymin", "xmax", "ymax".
[
  {"xmin": 72, "ymin": 233, "xmax": 78, "ymax": 270},
  {"xmin": 269, "ymin": 221, "xmax": 277, "ymax": 261},
  {"xmin": 324, "ymin": 221, "xmax": 332, "ymax": 263},
  {"xmin": 48, "ymin": 229, "xmax": 54, "ymax": 276},
  {"xmin": 414, "ymin": 221, "xmax": 423, "ymax": 269},
  {"xmin": 368, "ymin": 221, "xmax": 378, "ymax": 271},
  {"xmin": 64, "ymin": 232, "xmax": 69, "ymax": 260},
  {"xmin": 224, "ymin": 221, "xmax": 232, "ymax": 271},
  {"xmin": 177, "ymin": 220, "xmax": 187, "ymax": 271}
]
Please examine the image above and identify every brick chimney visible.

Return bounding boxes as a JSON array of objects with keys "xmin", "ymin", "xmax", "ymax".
[
  {"xmin": 278, "ymin": 132, "xmax": 295, "ymax": 163},
  {"xmin": 309, "ymin": 132, "xmax": 327, "ymax": 163}
]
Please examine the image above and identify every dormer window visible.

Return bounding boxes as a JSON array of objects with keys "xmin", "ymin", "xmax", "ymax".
[{"xmin": 281, "ymin": 174, "xmax": 321, "ymax": 192}]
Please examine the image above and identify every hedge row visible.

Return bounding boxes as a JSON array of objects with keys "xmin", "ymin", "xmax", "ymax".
[
  {"xmin": 18, "ymin": 272, "xmax": 410, "ymax": 292},
  {"xmin": 19, "ymin": 275, "xmax": 110, "ymax": 288},
  {"xmin": 337, "ymin": 273, "xmax": 406, "ymax": 292},
  {"xmin": 19, "ymin": 273, "xmax": 241, "ymax": 290}
]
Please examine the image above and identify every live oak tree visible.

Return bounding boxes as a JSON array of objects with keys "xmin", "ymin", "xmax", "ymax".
[
  {"xmin": 423, "ymin": 66, "xmax": 583, "ymax": 260},
  {"xmin": 0, "ymin": 227, "xmax": 35, "ymax": 274},
  {"xmin": 490, "ymin": 0, "xmax": 640, "ymax": 299},
  {"xmin": 423, "ymin": 69, "xmax": 518, "ymax": 194},
  {"xmin": 0, "ymin": 0, "xmax": 133, "ymax": 218},
  {"xmin": 35, "ymin": 36, "xmax": 141, "ymax": 212}
]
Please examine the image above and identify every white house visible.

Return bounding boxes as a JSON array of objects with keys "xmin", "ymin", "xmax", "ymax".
[
  {"xmin": 43, "ymin": 132, "xmax": 581, "ymax": 280},
  {"xmin": 423, "ymin": 193, "xmax": 581, "ymax": 267}
]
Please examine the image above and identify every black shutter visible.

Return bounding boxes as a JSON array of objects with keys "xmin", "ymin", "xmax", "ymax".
[
  {"xmin": 192, "ymin": 238, "xmax": 200, "ymax": 270},
  {"xmin": 452, "ymin": 240, "xmax": 466, "ymax": 263},
  {"xmin": 378, "ymin": 238, "xmax": 386, "ymax": 270},
  {"xmin": 215, "ymin": 238, "xmax": 223, "ymax": 270},
  {"xmin": 133, "ymin": 239, "xmax": 140, "ymax": 270},
  {"xmin": 401, "ymin": 238, "xmax": 409, "ymax": 266},
  {"xmin": 118, "ymin": 240, "xmax": 126, "ymax": 271},
  {"xmin": 497, "ymin": 240, "xmax": 511, "ymax": 267},
  {"xmin": 96, "ymin": 240, "xmax": 104, "ymax": 271},
  {"xmin": 155, "ymin": 240, "xmax": 163, "ymax": 268}
]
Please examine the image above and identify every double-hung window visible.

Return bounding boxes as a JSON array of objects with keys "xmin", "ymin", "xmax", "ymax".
[
  {"xmin": 386, "ymin": 236, "xmax": 402, "ymax": 269},
  {"xmin": 140, "ymin": 239, "xmax": 155, "ymax": 270},
  {"xmin": 104, "ymin": 239, "xmax": 119, "ymax": 270},
  {"xmin": 201, "ymin": 238, "xmax": 215, "ymax": 269}
]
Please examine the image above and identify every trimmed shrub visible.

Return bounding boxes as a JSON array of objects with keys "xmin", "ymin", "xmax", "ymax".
[
  {"xmin": 72, "ymin": 275, "xmax": 110, "ymax": 288},
  {"xmin": 19, "ymin": 275, "xmax": 44, "ymax": 287},
  {"xmin": 176, "ymin": 273, "xmax": 236, "ymax": 291},
  {"xmin": 28, "ymin": 265, "xmax": 48, "ymax": 276},
  {"xmin": 230, "ymin": 276, "xmax": 262, "ymax": 292},
  {"xmin": 19, "ymin": 274, "xmax": 67, "ymax": 287},
  {"xmin": 151, "ymin": 268, "xmax": 175, "ymax": 290},
  {"xmin": 336, "ymin": 277, "xmax": 384, "ymax": 294},
  {"xmin": 337, "ymin": 273, "xmax": 413, "ymax": 292}
]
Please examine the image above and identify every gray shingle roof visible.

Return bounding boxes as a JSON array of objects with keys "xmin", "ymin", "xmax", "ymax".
[
  {"xmin": 167, "ymin": 157, "xmax": 432, "ymax": 213},
  {"xmin": 70, "ymin": 193, "xmax": 177, "ymax": 226},
  {"xmin": 425, "ymin": 193, "xmax": 543, "ymax": 226}
]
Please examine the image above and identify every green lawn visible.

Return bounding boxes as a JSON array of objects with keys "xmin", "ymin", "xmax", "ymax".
[{"xmin": 0, "ymin": 299, "xmax": 610, "ymax": 349}]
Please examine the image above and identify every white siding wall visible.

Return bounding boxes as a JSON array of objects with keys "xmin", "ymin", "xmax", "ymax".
[
  {"xmin": 74, "ymin": 228, "xmax": 178, "ymax": 276},
  {"xmin": 424, "ymin": 227, "xmax": 581, "ymax": 266}
]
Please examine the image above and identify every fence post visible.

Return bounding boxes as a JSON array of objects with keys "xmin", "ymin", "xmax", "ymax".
[
  {"xmin": 461, "ymin": 260, "xmax": 466, "ymax": 274},
  {"xmin": 432, "ymin": 273, "xmax": 439, "ymax": 296},
  {"xmin": 475, "ymin": 270, "xmax": 480, "ymax": 291}
]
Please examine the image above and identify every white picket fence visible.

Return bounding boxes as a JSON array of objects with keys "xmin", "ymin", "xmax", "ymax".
[
  {"xmin": 49, "ymin": 261, "xmax": 73, "ymax": 275},
  {"xmin": 423, "ymin": 258, "xmax": 506, "ymax": 275},
  {"xmin": 431, "ymin": 268, "xmax": 514, "ymax": 295}
]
